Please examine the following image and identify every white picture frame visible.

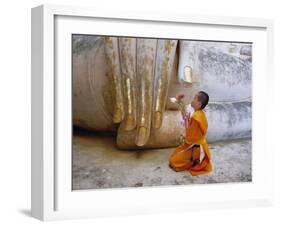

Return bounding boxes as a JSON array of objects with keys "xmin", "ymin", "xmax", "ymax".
[{"xmin": 31, "ymin": 4, "xmax": 274, "ymax": 221}]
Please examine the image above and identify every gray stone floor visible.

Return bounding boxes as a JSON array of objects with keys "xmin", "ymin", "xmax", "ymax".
[{"xmin": 72, "ymin": 128, "xmax": 252, "ymax": 190}]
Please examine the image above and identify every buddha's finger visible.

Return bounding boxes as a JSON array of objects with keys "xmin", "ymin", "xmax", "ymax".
[
  {"xmin": 135, "ymin": 38, "xmax": 157, "ymax": 146},
  {"xmin": 152, "ymin": 39, "xmax": 178, "ymax": 129},
  {"xmin": 104, "ymin": 37, "xmax": 124, "ymax": 123},
  {"xmin": 118, "ymin": 37, "xmax": 137, "ymax": 130}
]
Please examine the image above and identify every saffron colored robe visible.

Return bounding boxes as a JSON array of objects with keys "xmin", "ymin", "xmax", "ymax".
[{"xmin": 169, "ymin": 110, "xmax": 212, "ymax": 176}]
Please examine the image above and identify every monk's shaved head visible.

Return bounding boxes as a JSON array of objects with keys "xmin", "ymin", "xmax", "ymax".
[{"xmin": 197, "ymin": 91, "xmax": 209, "ymax": 109}]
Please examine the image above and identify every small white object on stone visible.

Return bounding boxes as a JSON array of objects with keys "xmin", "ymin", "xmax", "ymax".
[{"xmin": 183, "ymin": 66, "xmax": 193, "ymax": 84}]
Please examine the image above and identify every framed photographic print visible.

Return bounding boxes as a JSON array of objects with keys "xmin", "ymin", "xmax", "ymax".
[{"xmin": 31, "ymin": 4, "xmax": 274, "ymax": 221}]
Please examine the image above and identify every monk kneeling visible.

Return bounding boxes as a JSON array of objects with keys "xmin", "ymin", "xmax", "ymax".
[{"xmin": 169, "ymin": 91, "xmax": 213, "ymax": 176}]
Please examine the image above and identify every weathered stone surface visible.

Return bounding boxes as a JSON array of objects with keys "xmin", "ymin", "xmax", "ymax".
[
  {"xmin": 178, "ymin": 41, "xmax": 252, "ymax": 102},
  {"xmin": 72, "ymin": 129, "xmax": 251, "ymax": 190},
  {"xmin": 240, "ymin": 45, "xmax": 252, "ymax": 56},
  {"xmin": 117, "ymin": 111, "xmax": 183, "ymax": 149},
  {"xmin": 198, "ymin": 47, "xmax": 252, "ymax": 101},
  {"xmin": 205, "ymin": 101, "xmax": 252, "ymax": 141},
  {"xmin": 117, "ymin": 101, "xmax": 251, "ymax": 149},
  {"xmin": 72, "ymin": 35, "xmax": 116, "ymax": 132}
]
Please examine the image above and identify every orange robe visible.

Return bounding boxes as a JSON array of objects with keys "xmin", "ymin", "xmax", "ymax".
[{"xmin": 169, "ymin": 110, "xmax": 212, "ymax": 176}]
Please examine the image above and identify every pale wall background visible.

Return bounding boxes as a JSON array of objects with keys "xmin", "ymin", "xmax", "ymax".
[{"xmin": 0, "ymin": 0, "xmax": 280, "ymax": 225}]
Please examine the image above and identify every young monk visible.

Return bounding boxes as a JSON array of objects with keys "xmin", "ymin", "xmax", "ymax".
[{"xmin": 169, "ymin": 91, "xmax": 212, "ymax": 176}]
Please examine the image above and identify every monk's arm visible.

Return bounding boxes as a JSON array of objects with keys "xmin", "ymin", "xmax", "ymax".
[{"xmin": 183, "ymin": 112, "xmax": 191, "ymax": 128}]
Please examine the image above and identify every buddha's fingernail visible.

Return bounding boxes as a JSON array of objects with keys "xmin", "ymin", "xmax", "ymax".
[
  {"xmin": 153, "ymin": 111, "xmax": 162, "ymax": 129},
  {"xmin": 136, "ymin": 126, "xmax": 147, "ymax": 146},
  {"xmin": 124, "ymin": 114, "xmax": 136, "ymax": 131},
  {"xmin": 113, "ymin": 107, "xmax": 123, "ymax": 123}
]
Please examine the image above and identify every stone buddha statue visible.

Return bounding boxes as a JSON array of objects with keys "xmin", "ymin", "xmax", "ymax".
[{"xmin": 72, "ymin": 35, "xmax": 252, "ymax": 149}]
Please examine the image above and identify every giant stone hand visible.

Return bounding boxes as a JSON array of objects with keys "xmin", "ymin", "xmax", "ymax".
[{"xmin": 103, "ymin": 37, "xmax": 177, "ymax": 146}]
